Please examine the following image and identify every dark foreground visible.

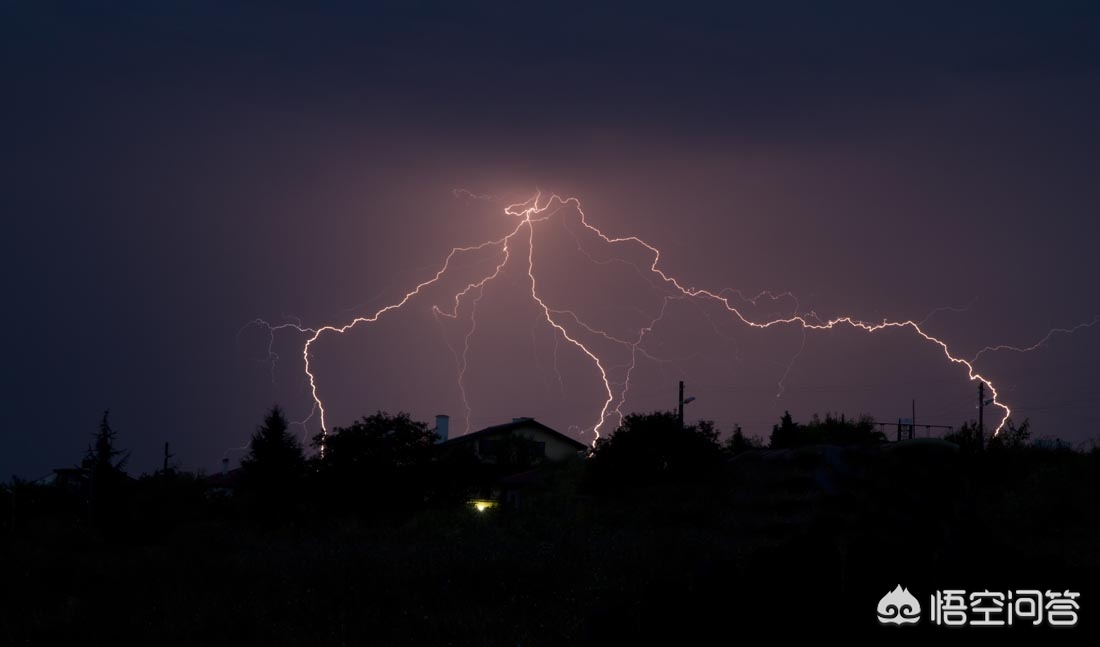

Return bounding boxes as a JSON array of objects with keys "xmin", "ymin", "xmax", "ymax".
[{"xmin": 3, "ymin": 441, "xmax": 1098, "ymax": 644}]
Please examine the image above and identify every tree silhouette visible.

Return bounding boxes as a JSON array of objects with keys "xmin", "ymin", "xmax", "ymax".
[
  {"xmin": 311, "ymin": 411, "xmax": 436, "ymax": 516},
  {"xmin": 86, "ymin": 409, "xmax": 129, "ymax": 474},
  {"xmin": 725, "ymin": 424, "xmax": 763, "ymax": 455},
  {"xmin": 240, "ymin": 405, "xmax": 306, "ymax": 520},
  {"xmin": 944, "ymin": 420, "xmax": 984, "ymax": 454},
  {"xmin": 988, "ymin": 418, "xmax": 1031, "ymax": 451},
  {"xmin": 768, "ymin": 411, "xmax": 801, "ymax": 448},
  {"xmin": 84, "ymin": 410, "xmax": 130, "ymax": 527},
  {"xmin": 769, "ymin": 411, "xmax": 883, "ymax": 448},
  {"xmin": 587, "ymin": 410, "xmax": 723, "ymax": 491}
]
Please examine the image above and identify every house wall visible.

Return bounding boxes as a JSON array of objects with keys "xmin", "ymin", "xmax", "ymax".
[{"xmin": 509, "ymin": 424, "xmax": 584, "ymax": 461}]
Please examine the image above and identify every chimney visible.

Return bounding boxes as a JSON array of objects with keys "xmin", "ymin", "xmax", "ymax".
[
  {"xmin": 221, "ymin": 457, "xmax": 228, "ymax": 476},
  {"xmin": 435, "ymin": 414, "xmax": 450, "ymax": 443}
]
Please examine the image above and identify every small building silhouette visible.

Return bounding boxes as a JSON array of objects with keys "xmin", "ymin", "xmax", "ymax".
[
  {"xmin": 202, "ymin": 458, "xmax": 242, "ymax": 497},
  {"xmin": 437, "ymin": 417, "xmax": 586, "ymax": 464},
  {"xmin": 437, "ymin": 417, "xmax": 586, "ymax": 510}
]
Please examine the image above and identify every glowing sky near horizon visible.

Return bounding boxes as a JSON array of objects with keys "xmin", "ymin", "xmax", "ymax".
[{"xmin": 251, "ymin": 191, "xmax": 1096, "ymax": 452}]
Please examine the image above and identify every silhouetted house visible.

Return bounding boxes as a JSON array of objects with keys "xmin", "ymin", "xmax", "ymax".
[
  {"xmin": 203, "ymin": 459, "xmax": 242, "ymax": 497},
  {"xmin": 48, "ymin": 467, "xmax": 90, "ymax": 496},
  {"xmin": 438, "ymin": 418, "xmax": 586, "ymax": 510},
  {"xmin": 497, "ymin": 467, "xmax": 548, "ymax": 508},
  {"xmin": 438, "ymin": 417, "xmax": 586, "ymax": 465}
]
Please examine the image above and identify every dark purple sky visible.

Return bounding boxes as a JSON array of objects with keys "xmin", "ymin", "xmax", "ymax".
[{"xmin": 3, "ymin": 1, "xmax": 1099, "ymax": 479}]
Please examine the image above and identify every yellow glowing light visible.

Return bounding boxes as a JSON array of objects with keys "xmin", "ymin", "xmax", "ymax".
[{"xmin": 470, "ymin": 499, "xmax": 498, "ymax": 512}]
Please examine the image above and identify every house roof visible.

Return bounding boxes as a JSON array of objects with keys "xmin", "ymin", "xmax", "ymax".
[
  {"xmin": 203, "ymin": 467, "xmax": 242, "ymax": 488},
  {"xmin": 439, "ymin": 418, "xmax": 587, "ymax": 451}
]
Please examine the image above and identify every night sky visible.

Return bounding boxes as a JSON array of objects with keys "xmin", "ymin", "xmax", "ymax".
[{"xmin": 3, "ymin": 1, "xmax": 1100, "ymax": 480}]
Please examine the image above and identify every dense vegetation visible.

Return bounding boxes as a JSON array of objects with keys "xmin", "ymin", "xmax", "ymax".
[{"xmin": 2, "ymin": 407, "xmax": 1097, "ymax": 642}]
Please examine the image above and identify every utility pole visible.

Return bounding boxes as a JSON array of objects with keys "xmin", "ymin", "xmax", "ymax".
[
  {"xmin": 912, "ymin": 399, "xmax": 916, "ymax": 440},
  {"xmin": 978, "ymin": 381, "xmax": 985, "ymax": 449},
  {"xmin": 678, "ymin": 380, "xmax": 685, "ymax": 430},
  {"xmin": 162, "ymin": 442, "xmax": 174, "ymax": 474}
]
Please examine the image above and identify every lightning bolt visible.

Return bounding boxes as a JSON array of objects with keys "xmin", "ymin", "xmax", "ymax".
[
  {"xmin": 434, "ymin": 271, "xmax": 498, "ymax": 434},
  {"xmin": 776, "ymin": 327, "xmax": 808, "ymax": 399},
  {"xmin": 546, "ymin": 194, "xmax": 1024, "ymax": 433},
  {"xmin": 969, "ymin": 317, "xmax": 1100, "ymax": 364},
  {"xmin": 918, "ymin": 298, "xmax": 977, "ymax": 327},
  {"xmin": 248, "ymin": 191, "xmax": 1095, "ymax": 449}
]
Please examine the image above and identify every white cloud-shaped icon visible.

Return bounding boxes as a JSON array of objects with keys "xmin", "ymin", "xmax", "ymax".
[{"xmin": 877, "ymin": 585, "xmax": 921, "ymax": 625}]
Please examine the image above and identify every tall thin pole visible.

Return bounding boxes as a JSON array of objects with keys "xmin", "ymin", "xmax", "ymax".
[
  {"xmin": 978, "ymin": 382, "xmax": 985, "ymax": 448},
  {"xmin": 911, "ymin": 399, "xmax": 916, "ymax": 441},
  {"xmin": 678, "ymin": 380, "xmax": 685, "ymax": 430}
]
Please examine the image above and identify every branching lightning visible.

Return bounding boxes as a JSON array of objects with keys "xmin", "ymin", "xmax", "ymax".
[
  {"xmin": 969, "ymin": 317, "xmax": 1100, "ymax": 364},
  {"xmin": 248, "ymin": 192, "xmax": 1097, "ymax": 448}
]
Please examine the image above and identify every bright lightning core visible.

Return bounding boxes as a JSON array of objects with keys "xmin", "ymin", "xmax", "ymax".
[{"xmin": 249, "ymin": 192, "xmax": 1083, "ymax": 448}]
